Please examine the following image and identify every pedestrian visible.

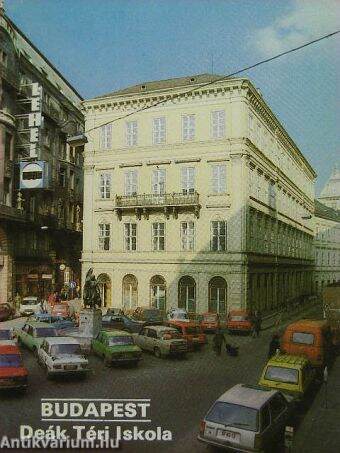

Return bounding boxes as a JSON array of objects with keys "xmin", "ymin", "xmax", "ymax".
[
  {"xmin": 252, "ymin": 310, "xmax": 262, "ymax": 338},
  {"xmin": 14, "ymin": 293, "xmax": 21, "ymax": 314},
  {"xmin": 213, "ymin": 327, "xmax": 226, "ymax": 356},
  {"xmin": 268, "ymin": 333, "xmax": 280, "ymax": 359}
]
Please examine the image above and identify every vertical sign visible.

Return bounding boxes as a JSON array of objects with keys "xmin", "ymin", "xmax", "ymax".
[{"xmin": 29, "ymin": 82, "xmax": 43, "ymax": 159}]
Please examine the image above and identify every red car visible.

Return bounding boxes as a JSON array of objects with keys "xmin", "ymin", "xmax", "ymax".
[
  {"xmin": 0, "ymin": 344, "xmax": 28, "ymax": 391},
  {"xmin": 168, "ymin": 320, "xmax": 207, "ymax": 350},
  {"xmin": 200, "ymin": 312, "xmax": 225, "ymax": 332},
  {"xmin": 226, "ymin": 310, "xmax": 253, "ymax": 334},
  {"xmin": 51, "ymin": 303, "xmax": 70, "ymax": 318},
  {"xmin": 0, "ymin": 303, "xmax": 15, "ymax": 322}
]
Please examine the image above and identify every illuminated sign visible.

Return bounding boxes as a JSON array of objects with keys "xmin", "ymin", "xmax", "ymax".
[{"xmin": 19, "ymin": 161, "xmax": 50, "ymax": 190}]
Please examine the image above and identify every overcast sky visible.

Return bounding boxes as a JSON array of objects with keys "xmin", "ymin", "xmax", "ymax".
[{"xmin": 6, "ymin": 0, "xmax": 340, "ymax": 194}]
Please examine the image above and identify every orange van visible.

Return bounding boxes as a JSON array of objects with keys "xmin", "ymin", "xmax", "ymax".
[{"xmin": 281, "ymin": 319, "xmax": 332, "ymax": 368}]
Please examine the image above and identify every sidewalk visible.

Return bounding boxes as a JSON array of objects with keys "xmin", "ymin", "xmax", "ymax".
[{"xmin": 292, "ymin": 356, "xmax": 340, "ymax": 453}]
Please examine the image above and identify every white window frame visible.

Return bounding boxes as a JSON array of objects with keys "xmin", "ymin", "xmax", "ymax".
[
  {"xmin": 152, "ymin": 117, "xmax": 166, "ymax": 145},
  {"xmin": 100, "ymin": 124, "xmax": 112, "ymax": 150},
  {"xmin": 124, "ymin": 223, "xmax": 137, "ymax": 251},
  {"xmin": 211, "ymin": 110, "xmax": 225, "ymax": 139},
  {"xmin": 212, "ymin": 164, "xmax": 226, "ymax": 194},
  {"xmin": 152, "ymin": 169, "xmax": 166, "ymax": 195},
  {"xmin": 98, "ymin": 223, "xmax": 110, "ymax": 251},
  {"xmin": 124, "ymin": 170, "xmax": 138, "ymax": 196},
  {"xmin": 126, "ymin": 120, "xmax": 138, "ymax": 147},
  {"xmin": 99, "ymin": 173, "xmax": 111, "ymax": 199},
  {"xmin": 152, "ymin": 222, "xmax": 165, "ymax": 251},
  {"xmin": 182, "ymin": 114, "xmax": 195, "ymax": 141},
  {"xmin": 211, "ymin": 221, "xmax": 227, "ymax": 251},
  {"xmin": 181, "ymin": 221, "xmax": 195, "ymax": 251},
  {"xmin": 181, "ymin": 167, "xmax": 195, "ymax": 194}
]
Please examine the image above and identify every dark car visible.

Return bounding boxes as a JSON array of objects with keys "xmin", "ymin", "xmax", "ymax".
[
  {"xmin": 29, "ymin": 313, "xmax": 75, "ymax": 333},
  {"xmin": 0, "ymin": 303, "xmax": 14, "ymax": 322},
  {"xmin": 121, "ymin": 307, "xmax": 164, "ymax": 333},
  {"xmin": 101, "ymin": 315, "xmax": 126, "ymax": 331}
]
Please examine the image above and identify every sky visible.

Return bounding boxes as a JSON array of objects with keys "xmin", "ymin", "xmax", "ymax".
[{"xmin": 5, "ymin": 0, "xmax": 340, "ymax": 194}]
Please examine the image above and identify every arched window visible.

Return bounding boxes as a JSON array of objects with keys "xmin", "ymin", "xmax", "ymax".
[
  {"xmin": 209, "ymin": 276, "xmax": 227, "ymax": 314},
  {"xmin": 178, "ymin": 276, "xmax": 196, "ymax": 312},
  {"xmin": 122, "ymin": 274, "xmax": 138, "ymax": 309},
  {"xmin": 150, "ymin": 275, "xmax": 166, "ymax": 310},
  {"xmin": 97, "ymin": 274, "xmax": 112, "ymax": 307}
]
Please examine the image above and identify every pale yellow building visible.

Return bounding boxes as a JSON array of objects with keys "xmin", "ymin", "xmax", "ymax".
[{"xmin": 81, "ymin": 74, "xmax": 316, "ymax": 314}]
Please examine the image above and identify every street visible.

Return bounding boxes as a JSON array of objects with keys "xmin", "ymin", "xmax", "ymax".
[{"xmin": 1, "ymin": 304, "xmax": 335, "ymax": 452}]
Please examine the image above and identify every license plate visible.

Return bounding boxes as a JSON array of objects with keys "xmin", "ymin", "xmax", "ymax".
[
  {"xmin": 217, "ymin": 429, "xmax": 240, "ymax": 443},
  {"xmin": 64, "ymin": 365, "xmax": 77, "ymax": 370}
]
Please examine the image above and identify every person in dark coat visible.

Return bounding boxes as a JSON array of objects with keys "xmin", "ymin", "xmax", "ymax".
[
  {"xmin": 213, "ymin": 328, "xmax": 226, "ymax": 356},
  {"xmin": 252, "ymin": 310, "xmax": 262, "ymax": 337},
  {"xmin": 268, "ymin": 333, "xmax": 280, "ymax": 358}
]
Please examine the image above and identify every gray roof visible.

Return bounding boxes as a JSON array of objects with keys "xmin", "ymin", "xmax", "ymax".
[
  {"xmin": 315, "ymin": 200, "xmax": 340, "ymax": 222},
  {"xmin": 216, "ymin": 384, "xmax": 277, "ymax": 409},
  {"xmin": 319, "ymin": 165, "xmax": 340, "ymax": 200},
  {"xmin": 93, "ymin": 73, "xmax": 224, "ymax": 99}
]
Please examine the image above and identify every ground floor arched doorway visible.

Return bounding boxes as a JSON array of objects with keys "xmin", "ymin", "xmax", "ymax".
[{"xmin": 97, "ymin": 273, "xmax": 112, "ymax": 307}]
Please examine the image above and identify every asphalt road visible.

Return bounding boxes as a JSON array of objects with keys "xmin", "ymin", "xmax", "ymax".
[{"xmin": 0, "ymin": 305, "xmax": 324, "ymax": 453}]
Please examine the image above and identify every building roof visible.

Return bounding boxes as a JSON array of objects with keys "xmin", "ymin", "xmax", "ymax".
[
  {"xmin": 93, "ymin": 73, "xmax": 223, "ymax": 99},
  {"xmin": 216, "ymin": 384, "xmax": 276, "ymax": 409},
  {"xmin": 319, "ymin": 165, "xmax": 340, "ymax": 200},
  {"xmin": 315, "ymin": 200, "xmax": 340, "ymax": 222}
]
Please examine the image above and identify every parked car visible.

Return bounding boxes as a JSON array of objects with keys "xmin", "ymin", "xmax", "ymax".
[
  {"xmin": 51, "ymin": 303, "xmax": 70, "ymax": 318},
  {"xmin": 0, "ymin": 328, "xmax": 16, "ymax": 345},
  {"xmin": 60, "ymin": 326, "xmax": 92, "ymax": 355},
  {"xmin": 167, "ymin": 308, "xmax": 190, "ymax": 322},
  {"xmin": 198, "ymin": 383, "xmax": 292, "ymax": 452},
  {"xmin": 168, "ymin": 320, "xmax": 206, "ymax": 350},
  {"xmin": 0, "ymin": 344, "xmax": 28, "ymax": 391},
  {"xmin": 122, "ymin": 307, "xmax": 163, "ymax": 333},
  {"xmin": 19, "ymin": 297, "xmax": 41, "ymax": 317},
  {"xmin": 200, "ymin": 312, "xmax": 224, "ymax": 332},
  {"xmin": 38, "ymin": 337, "xmax": 89, "ymax": 378},
  {"xmin": 101, "ymin": 314, "xmax": 126, "ymax": 331},
  {"xmin": 0, "ymin": 302, "xmax": 15, "ymax": 322},
  {"xmin": 258, "ymin": 354, "xmax": 317, "ymax": 403},
  {"xmin": 29, "ymin": 313, "xmax": 75, "ymax": 333},
  {"xmin": 92, "ymin": 330, "xmax": 142, "ymax": 367},
  {"xmin": 16, "ymin": 321, "xmax": 58, "ymax": 354},
  {"xmin": 227, "ymin": 310, "xmax": 254, "ymax": 334},
  {"xmin": 134, "ymin": 325, "xmax": 187, "ymax": 358},
  {"xmin": 281, "ymin": 319, "xmax": 333, "ymax": 368}
]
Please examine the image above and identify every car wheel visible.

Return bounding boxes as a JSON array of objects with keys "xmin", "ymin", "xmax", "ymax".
[{"xmin": 154, "ymin": 347, "xmax": 162, "ymax": 359}]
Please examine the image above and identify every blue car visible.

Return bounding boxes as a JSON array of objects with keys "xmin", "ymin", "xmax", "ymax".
[{"xmin": 29, "ymin": 313, "xmax": 75, "ymax": 332}]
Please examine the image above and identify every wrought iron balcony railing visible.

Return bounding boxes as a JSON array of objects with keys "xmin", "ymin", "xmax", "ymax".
[{"xmin": 115, "ymin": 192, "xmax": 200, "ymax": 220}]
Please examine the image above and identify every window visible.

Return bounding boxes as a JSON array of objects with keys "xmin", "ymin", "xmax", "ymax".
[
  {"xmin": 1, "ymin": 50, "xmax": 8, "ymax": 66},
  {"xmin": 292, "ymin": 332, "xmax": 314, "ymax": 345},
  {"xmin": 209, "ymin": 277, "xmax": 227, "ymax": 313},
  {"xmin": 126, "ymin": 121, "xmax": 138, "ymax": 147},
  {"xmin": 99, "ymin": 173, "xmax": 111, "ymax": 199},
  {"xmin": 152, "ymin": 223, "xmax": 165, "ymax": 251},
  {"xmin": 182, "ymin": 114, "xmax": 195, "ymax": 141},
  {"xmin": 211, "ymin": 110, "xmax": 225, "ymax": 138},
  {"xmin": 152, "ymin": 169, "xmax": 166, "ymax": 195},
  {"xmin": 211, "ymin": 221, "xmax": 227, "ymax": 251},
  {"xmin": 100, "ymin": 124, "xmax": 112, "ymax": 150},
  {"xmin": 124, "ymin": 223, "xmax": 137, "ymax": 251},
  {"xmin": 260, "ymin": 405, "xmax": 271, "ymax": 431},
  {"xmin": 265, "ymin": 366, "xmax": 299, "ymax": 385},
  {"xmin": 212, "ymin": 165, "xmax": 226, "ymax": 193},
  {"xmin": 153, "ymin": 117, "xmax": 166, "ymax": 144},
  {"xmin": 124, "ymin": 170, "xmax": 138, "ymax": 196},
  {"xmin": 70, "ymin": 170, "xmax": 75, "ymax": 190},
  {"xmin": 178, "ymin": 276, "xmax": 196, "ymax": 312},
  {"xmin": 122, "ymin": 274, "xmax": 138, "ymax": 309},
  {"xmin": 206, "ymin": 402, "xmax": 258, "ymax": 432},
  {"xmin": 98, "ymin": 223, "xmax": 110, "ymax": 250},
  {"xmin": 59, "ymin": 166, "xmax": 67, "ymax": 187},
  {"xmin": 150, "ymin": 275, "xmax": 166, "ymax": 310},
  {"xmin": 181, "ymin": 222, "xmax": 195, "ymax": 251},
  {"xmin": 181, "ymin": 167, "xmax": 195, "ymax": 194}
]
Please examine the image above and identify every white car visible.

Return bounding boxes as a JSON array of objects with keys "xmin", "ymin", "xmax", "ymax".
[
  {"xmin": 20, "ymin": 297, "xmax": 42, "ymax": 317},
  {"xmin": 167, "ymin": 308, "xmax": 190, "ymax": 322},
  {"xmin": 0, "ymin": 328, "xmax": 17, "ymax": 346},
  {"xmin": 38, "ymin": 337, "xmax": 89, "ymax": 378}
]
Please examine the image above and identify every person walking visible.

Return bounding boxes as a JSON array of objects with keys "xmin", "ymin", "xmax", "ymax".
[
  {"xmin": 268, "ymin": 333, "xmax": 280, "ymax": 359},
  {"xmin": 213, "ymin": 327, "xmax": 226, "ymax": 356},
  {"xmin": 252, "ymin": 310, "xmax": 262, "ymax": 338}
]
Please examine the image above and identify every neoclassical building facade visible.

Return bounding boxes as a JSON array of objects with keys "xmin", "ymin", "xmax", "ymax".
[{"xmin": 82, "ymin": 74, "xmax": 316, "ymax": 314}]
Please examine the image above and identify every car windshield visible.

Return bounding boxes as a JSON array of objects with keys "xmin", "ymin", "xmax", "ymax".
[
  {"xmin": 264, "ymin": 366, "xmax": 299, "ymax": 384},
  {"xmin": 35, "ymin": 328, "xmax": 57, "ymax": 337},
  {"xmin": 0, "ymin": 354, "xmax": 22, "ymax": 367},
  {"xmin": 22, "ymin": 299, "xmax": 38, "ymax": 306},
  {"xmin": 108, "ymin": 336, "xmax": 134, "ymax": 346},
  {"xmin": 206, "ymin": 402, "xmax": 258, "ymax": 431},
  {"xmin": 186, "ymin": 326, "xmax": 200, "ymax": 335},
  {"xmin": 160, "ymin": 330, "xmax": 182, "ymax": 340},
  {"xmin": 230, "ymin": 315, "xmax": 247, "ymax": 321},
  {"xmin": 50, "ymin": 344, "xmax": 81, "ymax": 355},
  {"xmin": 292, "ymin": 332, "xmax": 314, "ymax": 345},
  {"xmin": 204, "ymin": 315, "xmax": 217, "ymax": 322},
  {"xmin": 0, "ymin": 330, "xmax": 11, "ymax": 340}
]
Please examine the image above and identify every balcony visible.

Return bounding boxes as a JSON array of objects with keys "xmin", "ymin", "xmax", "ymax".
[
  {"xmin": 115, "ymin": 192, "xmax": 200, "ymax": 220},
  {"xmin": 42, "ymin": 99, "xmax": 63, "ymax": 123},
  {"xmin": 25, "ymin": 211, "xmax": 58, "ymax": 229},
  {"xmin": 0, "ymin": 204, "xmax": 26, "ymax": 222}
]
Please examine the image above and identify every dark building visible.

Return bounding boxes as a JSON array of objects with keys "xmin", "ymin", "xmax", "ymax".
[{"xmin": 0, "ymin": 6, "xmax": 84, "ymax": 303}]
